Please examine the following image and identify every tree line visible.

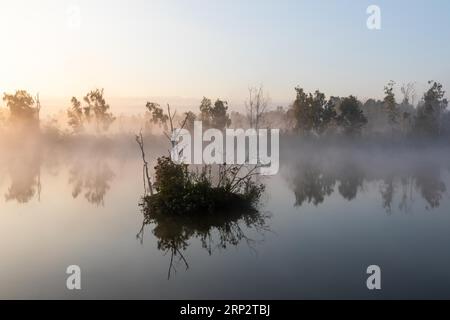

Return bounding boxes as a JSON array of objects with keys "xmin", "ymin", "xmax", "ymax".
[
  {"xmin": 287, "ymin": 80, "xmax": 449, "ymax": 138},
  {"xmin": 0, "ymin": 80, "xmax": 448, "ymax": 139}
]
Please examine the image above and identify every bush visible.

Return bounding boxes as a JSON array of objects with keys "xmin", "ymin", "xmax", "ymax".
[{"xmin": 142, "ymin": 156, "xmax": 265, "ymax": 216}]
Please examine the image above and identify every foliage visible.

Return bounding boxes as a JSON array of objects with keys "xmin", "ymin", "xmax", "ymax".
[
  {"xmin": 67, "ymin": 89, "xmax": 115, "ymax": 133},
  {"xmin": 183, "ymin": 111, "xmax": 197, "ymax": 132},
  {"xmin": 336, "ymin": 96, "xmax": 368, "ymax": 136},
  {"xmin": 143, "ymin": 156, "xmax": 265, "ymax": 216},
  {"xmin": 415, "ymin": 81, "xmax": 448, "ymax": 137},
  {"xmin": 3, "ymin": 90, "xmax": 39, "ymax": 128},
  {"xmin": 291, "ymin": 87, "xmax": 337, "ymax": 135},
  {"xmin": 67, "ymin": 97, "xmax": 84, "ymax": 133},
  {"xmin": 199, "ymin": 97, "xmax": 213, "ymax": 127},
  {"xmin": 198, "ymin": 97, "xmax": 231, "ymax": 130},
  {"xmin": 146, "ymin": 102, "xmax": 169, "ymax": 130},
  {"xmin": 384, "ymin": 80, "xmax": 399, "ymax": 127}
]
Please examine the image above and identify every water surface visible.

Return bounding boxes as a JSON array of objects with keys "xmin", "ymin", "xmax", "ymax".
[{"xmin": 1, "ymin": 142, "xmax": 450, "ymax": 299}]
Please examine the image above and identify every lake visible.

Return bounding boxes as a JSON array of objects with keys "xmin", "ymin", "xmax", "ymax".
[{"xmin": 1, "ymin": 138, "xmax": 450, "ymax": 299}]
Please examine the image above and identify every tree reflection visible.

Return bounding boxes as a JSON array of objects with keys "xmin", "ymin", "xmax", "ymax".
[
  {"xmin": 380, "ymin": 176, "xmax": 395, "ymax": 214},
  {"xmin": 4, "ymin": 149, "xmax": 41, "ymax": 203},
  {"xmin": 414, "ymin": 165, "xmax": 447, "ymax": 209},
  {"xmin": 68, "ymin": 160, "xmax": 115, "ymax": 206},
  {"xmin": 289, "ymin": 160, "xmax": 364, "ymax": 206},
  {"xmin": 291, "ymin": 162, "xmax": 335, "ymax": 206},
  {"xmin": 137, "ymin": 205, "xmax": 270, "ymax": 279},
  {"xmin": 398, "ymin": 177, "xmax": 414, "ymax": 214},
  {"xmin": 336, "ymin": 164, "xmax": 364, "ymax": 201},
  {"xmin": 286, "ymin": 158, "xmax": 448, "ymax": 212}
]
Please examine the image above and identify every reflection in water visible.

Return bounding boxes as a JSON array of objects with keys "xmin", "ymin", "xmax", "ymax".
[
  {"xmin": 137, "ymin": 206, "xmax": 270, "ymax": 279},
  {"xmin": 338, "ymin": 164, "xmax": 364, "ymax": 201},
  {"xmin": 4, "ymin": 148, "xmax": 42, "ymax": 203},
  {"xmin": 286, "ymin": 155, "xmax": 448, "ymax": 213},
  {"xmin": 290, "ymin": 160, "xmax": 364, "ymax": 206},
  {"xmin": 291, "ymin": 163, "xmax": 335, "ymax": 206},
  {"xmin": 0, "ymin": 143, "xmax": 448, "ymax": 214},
  {"xmin": 0, "ymin": 145, "xmax": 117, "ymax": 205},
  {"xmin": 380, "ymin": 176, "xmax": 395, "ymax": 214},
  {"xmin": 398, "ymin": 177, "xmax": 414, "ymax": 214},
  {"xmin": 414, "ymin": 165, "xmax": 447, "ymax": 209},
  {"xmin": 68, "ymin": 160, "xmax": 115, "ymax": 206}
]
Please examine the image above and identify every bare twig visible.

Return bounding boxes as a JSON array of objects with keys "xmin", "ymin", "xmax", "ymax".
[{"xmin": 135, "ymin": 130, "xmax": 153, "ymax": 196}]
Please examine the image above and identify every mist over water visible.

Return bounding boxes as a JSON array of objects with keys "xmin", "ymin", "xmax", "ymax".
[{"xmin": 1, "ymin": 132, "xmax": 450, "ymax": 299}]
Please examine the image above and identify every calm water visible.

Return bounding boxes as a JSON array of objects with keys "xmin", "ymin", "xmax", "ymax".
[{"xmin": 1, "ymin": 141, "xmax": 450, "ymax": 299}]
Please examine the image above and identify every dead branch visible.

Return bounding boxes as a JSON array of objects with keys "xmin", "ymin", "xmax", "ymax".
[{"xmin": 135, "ymin": 130, "xmax": 153, "ymax": 196}]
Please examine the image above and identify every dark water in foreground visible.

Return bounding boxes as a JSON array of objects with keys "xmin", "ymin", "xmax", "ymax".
[{"xmin": 1, "ymin": 143, "xmax": 450, "ymax": 299}]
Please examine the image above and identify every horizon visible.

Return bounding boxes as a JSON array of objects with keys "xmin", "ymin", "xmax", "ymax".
[{"xmin": 2, "ymin": 81, "xmax": 443, "ymax": 117}]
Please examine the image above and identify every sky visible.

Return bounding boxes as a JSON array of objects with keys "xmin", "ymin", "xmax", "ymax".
[{"xmin": 0, "ymin": 0, "xmax": 449, "ymax": 113}]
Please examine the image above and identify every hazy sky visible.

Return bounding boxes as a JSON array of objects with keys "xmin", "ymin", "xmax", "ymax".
[{"xmin": 1, "ymin": 0, "xmax": 449, "ymax": 111}]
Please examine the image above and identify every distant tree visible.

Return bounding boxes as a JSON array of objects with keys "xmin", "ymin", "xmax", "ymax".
[
  {"xmin": 336, "ymin": 96, "xmax": 368, "ymax": 136},
  {"xmin": 361, "ymin": 98, "xmax": 386, "ymax": 134},
  {"xmin": 246, "ymin": 86, "xmax": 268, "ymax": 130},
  {"xmin": 229, "ymin": 111, "xmax": 247, "ymax": 129},
  {"xmin": 291, "ymin": 87, "xmax": 337, "ymax": 135},
  {"xmin": 183, "ymin": 111, "xmax": 197, "ymax": 132},
  {"xmin": 383, "ymin": 80, "xmax": 399, "ymax": 130},
  {"xmin": 415, "ymin": 81, "xmax": 448, "ymax": 137},
  {"xmin": 321, "ymin": 96, "xmax": 338, "ymax": 133},
  {"xmin": 399, "ymin": 83, "xmax": 416, "ymax": 135},
  {"xmin": 67, "ymin": 89, "xmax": 115, "ymax": 133},
  {"xmin": 292, "ymin": 87, "xmax": 314, "ymax": 133},
  {"xmin": 3, "ymin": 90, "xmax": 40, "ymax": 129},
  {"xmin": 67, "ymin": 97, "xmax": 84, "ymax": 133},
  {"xmin": 198, "ymin": 97, "xmax": 231, "ymax": 130},
  {"xmin": 146, "ymin": 102, "xmax": 169, "ymax": 130},
  {"xmin": 258, "ymin": 106, "xmax": 291, "ymax": 131},
  {"xmin": 210, "ymin": 99, "xmax": 231, "ymax": 130},
  {"xmin": 199, "ymin": 97, "xmax": 213, "ymax": 128},
  {"xmin": 84, "ymin": 89, "xmax": 115, "ymax": 132},
  {"xmin": 400, "ymin": 82, "xmax": 416, "ymax": 106}
]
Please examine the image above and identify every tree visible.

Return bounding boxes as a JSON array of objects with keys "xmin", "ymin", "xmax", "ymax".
[
  {"xmin": 183, "ymin": 111, "xmax": 197, "ymax": 132},
  {"xmin": 321, "ymin": 96, "xmax": 338, "ymax": 133},
  {"xmin": 246, "ymin": 86, "xmax": 268, "ymax": 130},
  {"xmin": 210, "ymin": 99, "xmax": 231, "ymax": 130},
  {"xmin": 198, "ymin": 97, "xmax": 231, "ymax": 130},
  {"xmin": 336, "ymin": 96, "xmax": 368, "ymax": 136},
  {"xmin": 84, "ymin": 89, "xmax": 115, "ymax": 132},
  {"xmin": 291, "ymin": 87, "xmax": 337, "ymax": 135},
  {"xmin": 383, "ymin": 80, "xmax": 399, "ymax": 130},
  {"xmin": 400, "ymin": 82, "xmax": 416, "ymax": 106},
  {"xmin": 67, "ymin": 97, "xmax": 84, "ymax": 133},
  {"xmin": 67, "ymin": 89, "xmax": 115, "ymax": 133},
  {"xmin": 146, "ymin": 102, "xmax": 169, "ymax": 130},
  {"xmin": 3, "ymin": 90, "xmax": 40, "ymax": 129},
  {"xmin": 292, "ymin": 87, "xmax": 313, "ymax": 133},
  {"xmin": 199, "ymin": 97, "xmax": 213, "ymax": 128},
  {"xmin": 415, "ymin": 81, "xmax": 448, "ymax": 137},
  {"xmin": 399, "ymin": 83, "xmax": 416, "ymax": 135}
]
